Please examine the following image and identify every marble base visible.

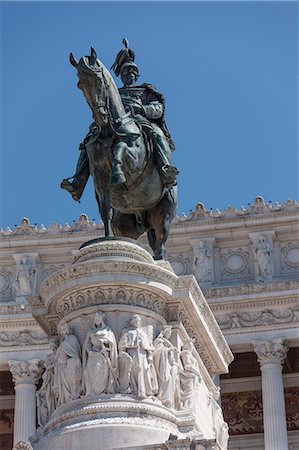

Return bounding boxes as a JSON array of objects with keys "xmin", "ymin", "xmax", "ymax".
[{"xmin": 31, "ymin": 239, "xmax": 232, "ymax": 450}]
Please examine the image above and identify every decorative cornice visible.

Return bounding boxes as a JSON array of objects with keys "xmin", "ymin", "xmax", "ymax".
[
  {"xmin": 172, "ymin": 197, "xmax": 299, "ymax": 226},
  {"xmin": 253, "ymin": 338, "xmax": 288, "ymax": 366},
  {"xmin": 40, "ymin": 396, "xmax": 178, "ymax": 438},
  {"xmin": 40, "ymin": 260, "xmax": 177, "ymax": 300},
  {"xmin": 0, "ymin": 303, "xmax": 31, "ymax": 315},
  {"xmin": 1, "ymin": 198, "xmax": 298, "ymax": 243},
  {"xmin": 8, "ymin": 358, "xmax": 43, "ymax": 385},
  {"xmin": 174, "ymin": 276, "xmax": 233, "ymax": 370}
]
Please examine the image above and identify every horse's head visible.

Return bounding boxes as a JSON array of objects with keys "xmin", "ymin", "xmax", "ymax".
[
  {"xmin": 70, "ymin": 48, "xmax": 111, "ymax": 126},
  {"xmin": 70, "ymin": 47, "xmax": 141, "ymax": 141}
]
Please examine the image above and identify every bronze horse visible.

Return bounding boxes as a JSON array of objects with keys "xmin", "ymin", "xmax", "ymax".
[{"xmin": 69, "ymin": 48, "xmax": 177, "ymax": 259}]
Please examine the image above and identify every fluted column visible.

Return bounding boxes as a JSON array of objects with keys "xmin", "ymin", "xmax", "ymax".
[
  {"xmin": 253, "ymin": 338, "xmax": 288, "ymax": 450},
  {"xmin": 8, "ymin": 359, "xmax": 42, "ymax": 446}
]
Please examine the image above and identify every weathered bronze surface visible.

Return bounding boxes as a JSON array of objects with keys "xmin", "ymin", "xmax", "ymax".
[{"xmin": 61, "ymin": 40, "xmax": 178, "ymax": 259}]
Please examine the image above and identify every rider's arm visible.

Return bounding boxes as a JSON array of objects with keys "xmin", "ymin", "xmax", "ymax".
[{"xmin": 142, "ymin": 101, "xmax": 163, "ymax": 120}]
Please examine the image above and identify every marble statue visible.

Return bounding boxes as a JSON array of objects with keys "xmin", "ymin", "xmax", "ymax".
[
  {"xmin": 153, "ymin": 325, "xmax": 180, "ymax": 409},
  {"xmin": 82, "ymin": 311, "xmax": 118, "ymax": 396},
  {"xmin": 61, "ymin": 40, "xmax": 178, "ymax": 259},
  {"xmin": 118, "ymin": 314, "xmax": 158, "ymax": 398},
  {"xmin": 180, "ymin": 340, "xmax": 201, "ymax": 409},
  {"xmin": 253, "ymin": 234, "xmax": 273, "ymax": 280},
  {"xmin": 212, "ymin": 388, "xmax": 229, "ymax": 448},
  {"xmin": 53, "ymin": 323, "xmax": 82, "ymax": 405},
  {"xmin": 193, "ymin": 241, "xmax": 213, "ymax": 283},
  {"xmin": 36, "ymin": 343, "xmax": 57, "ymax": 426},
  {"xmin": 14, "ymin": 255, "xmax": 37, "ymax": 296}
]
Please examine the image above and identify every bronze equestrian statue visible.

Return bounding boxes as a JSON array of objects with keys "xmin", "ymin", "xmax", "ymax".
[{"xmin": 61, "ymin": 40, "xmax": 178, "ymax": 260}]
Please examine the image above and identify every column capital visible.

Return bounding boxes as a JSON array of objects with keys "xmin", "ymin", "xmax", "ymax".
[
  {"xmin": 253, "ymin": 338, "xmax": 288, "ymax": 367},
  {"xmin": 8, "ymin": 358, "xmax": 43, "ymax": 386}
]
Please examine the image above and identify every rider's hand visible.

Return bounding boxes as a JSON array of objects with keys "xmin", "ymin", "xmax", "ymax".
[{"xmin": 132, "ymin": 104, "xmax": 143, "ymax": 115}]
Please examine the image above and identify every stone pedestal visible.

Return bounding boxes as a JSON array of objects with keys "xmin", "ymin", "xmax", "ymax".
[
  {"xmin": 8, "ymin": 359, "xmax": 42, "ymax": 446},
  {"xmin": 30, "ymin": 239, "xmax": 233, "ymax": 450},
  {"xmin": 254, "ymin": 338, "xmax": 289, "ymax": 450}
]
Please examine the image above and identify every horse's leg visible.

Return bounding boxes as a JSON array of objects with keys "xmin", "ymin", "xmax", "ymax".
[
  {"xmin": 147, "ymin": 187, "xmax": 177, "ymax": 260},
  {"xmin": 95, "ymin": 191, "xmax": 111, "ymax": 237},
  {"xmin": 147, "ymin": 229, "xmax": 157, "ymax": 256},
  {"xmin": 111, "ymin": 141, "xmax": 127, "ymax": 185}
]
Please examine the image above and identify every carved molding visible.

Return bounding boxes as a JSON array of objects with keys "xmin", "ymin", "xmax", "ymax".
[
  {"xmin": 174, "ymin": 276, "xmax": 233, "ymax": 369},
  {"xmin": 178, "ymin": 310, "xmax": 213, "ymax": 374},
  {"xmin": 204, "ymin": 279, "xmax": 299, "ymax": 299},
  {"xmin": 42, "ymin": 397, "xmax": 178, "ymax": 437},
  {"xmin": 0, "ymin": 303, "xmax": 31, "ymax": 315},
  {"xmin": 42, "ymin": 264, "xmax": 66, "ymax": 279},
  {"xmin": 40, "ymin": 260, "xmax": 177, "ymax": 300},
  {"xmin": 253, "ymin": 338, "xmax": 288, "ymax": 366}
]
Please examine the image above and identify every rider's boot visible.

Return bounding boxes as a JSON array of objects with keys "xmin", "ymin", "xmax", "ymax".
[
  {"xmin": 160, "ymin": 165, "xmax": 179, "ymax": 189},
  {"xmin": 60, "ymin": 179, "xmax": 80, "ymax": 202}
]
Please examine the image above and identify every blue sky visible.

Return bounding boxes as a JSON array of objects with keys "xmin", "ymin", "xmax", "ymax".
[{"xmin": 1, "ymin": 1, "xmax": 298, "ymax": 229}]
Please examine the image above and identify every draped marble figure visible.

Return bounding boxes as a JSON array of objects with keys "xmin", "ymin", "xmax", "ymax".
[
  {"xmin": 153, "ymin": 325, "xmax": 180, "ymax": 409},
  {"xmin": 53, "ymin": 324, "xmax": 82, "ymax": 405},
  {"xmin": 118, "ymin": 314, "xmax": 158, "ymax": 398},
  {"xmin": 254, "ymin": 234, "xmax": 273, "ymax": 280},
  {"xmin": 82, "ymin": 311, "xmax": 118, "ymax": 396},
  {"xmin": 180, "ymin": 340, "xmax": 201, "ymax": 409},
  {"xmin": 36, "ymin": 344, "xmax": 57, "ymax": 426}
]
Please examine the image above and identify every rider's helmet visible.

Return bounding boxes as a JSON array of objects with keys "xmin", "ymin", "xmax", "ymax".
[{"xmin": 111, "ymin": 38, "xmax": 139, "ymax": 77}]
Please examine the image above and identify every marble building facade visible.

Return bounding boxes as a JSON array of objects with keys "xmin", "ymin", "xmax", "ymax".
[{"xmin": 0, "ymin": 196, "xmax": 298, "ymax": 449}]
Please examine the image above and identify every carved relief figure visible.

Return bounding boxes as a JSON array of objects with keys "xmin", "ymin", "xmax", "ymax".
[
  {"xmin": 253, "ymin": 235, "xmax": 273, "ymax": 280},
  {"xmin": 36, "ymin": 342, "xmax": 57, "ymax": 426},
  {"xmin": 180, "ymin": 340, "xmax": 201, "ymax": 409},
  {"xmin": 82, "ymin": 311, "xmax": 118, "ymax": 396},
  {"xmin": 53, "ymin": 324, "xmax": 82, "ymax": 405},
  {"xmin": 193, "ymin": 241, "xmax": 213, "ymax": 283},
  {"xmin": 118, "ymin": 314, "xmax": 158, "ymax": 398},
  {"xmin": 212, "ymin": 388, "xmax": 229, "ymax": 449},
  {"xmin": 153, "ymin": 325, "xmax": 180, "ymax": 409},
  {"xmin": 14, "ymin": 256, "xmax": 37, "ymax": 296}
]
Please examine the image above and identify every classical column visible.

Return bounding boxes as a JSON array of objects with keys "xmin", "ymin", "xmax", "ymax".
[
  {"xmin": 8, "ymin": 359, "xmax": 42, "ymax": 446},
  {"xmin": 253, "ymin": 338, "xmax": 288, "ymax": 450}
]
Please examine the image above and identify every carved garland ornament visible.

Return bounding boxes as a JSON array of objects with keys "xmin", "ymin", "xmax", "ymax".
[
  {"xmin": 54, "ymin": 286, "xmax": 168, "ymax": 318},
  {"xmin": 216, "ymin": 306, "xmax": 299, "ymax": 329},
  {"xmin": 0, "ymin": 329, "xmax": 48, "ymax": 346}
]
